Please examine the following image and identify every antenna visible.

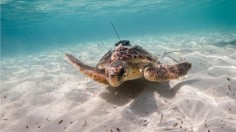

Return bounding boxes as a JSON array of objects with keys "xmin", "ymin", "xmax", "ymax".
[{"xmin": 111, "ymin": 22, "xmax": 120, "ymax": 40}]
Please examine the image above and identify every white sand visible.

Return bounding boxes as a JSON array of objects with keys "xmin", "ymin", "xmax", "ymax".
[{"xmin": 1, "ymin": 32, "xmax": 236, "ymax": 132}]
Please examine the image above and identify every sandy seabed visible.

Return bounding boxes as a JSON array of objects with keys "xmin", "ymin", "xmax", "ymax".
[{"xmin": 1, "ymin": 32, "xmax": 236, "ymax": 132}]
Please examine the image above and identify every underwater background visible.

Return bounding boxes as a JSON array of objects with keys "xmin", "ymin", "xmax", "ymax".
[
  {"xmin": 1, "ymin": 0, "xmax": 236, "ymax": 57},
  {"xmin": 1, "ymin": 1, "xmax": 236, "ymax": 132}
]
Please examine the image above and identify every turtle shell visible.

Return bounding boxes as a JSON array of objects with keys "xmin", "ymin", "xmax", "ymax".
[{"xmin": 96, "ymin": 45, "xmax": 158, "ymax": 70}]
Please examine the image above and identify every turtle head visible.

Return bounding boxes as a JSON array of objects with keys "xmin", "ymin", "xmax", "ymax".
[{"xmin": 105, "ymin": 61, "xmax": 128, "ymax": 87}]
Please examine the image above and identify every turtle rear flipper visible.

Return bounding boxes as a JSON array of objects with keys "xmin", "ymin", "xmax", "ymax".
[
  {"xmin": 143, "ymin": 62, "xmax": 191, "ymax": 82},
  {"xmin": 65, "ymin": 53, "xmax": 108, "ymax": 84}
]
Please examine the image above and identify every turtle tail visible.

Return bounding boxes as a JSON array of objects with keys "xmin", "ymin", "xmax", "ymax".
[
  {"xmin": 65, "ymin": 53, "xmax": 108, "ymax": 84},
  {"xmin": 143, "ymin": 62, "xmax": 192, "ymax": 82}
]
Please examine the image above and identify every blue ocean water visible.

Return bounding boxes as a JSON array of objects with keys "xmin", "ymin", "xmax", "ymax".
[{"xmin": 1, "ymin": 0, "xmax": 236, "ymax": 57}]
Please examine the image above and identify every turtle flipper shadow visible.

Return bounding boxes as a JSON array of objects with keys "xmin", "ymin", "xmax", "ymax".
[
  {"xmin": 143, "ymin": 62, "xmax": 191, "ymax": 82},
  {"xmin": 65, "ymin": 53, "xmax": 108, "ymax": 84}
]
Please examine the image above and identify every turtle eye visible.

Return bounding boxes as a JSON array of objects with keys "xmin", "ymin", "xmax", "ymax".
[{"xmin": 119, "ymin": 68, "xmax": 125, "ymax": 76}]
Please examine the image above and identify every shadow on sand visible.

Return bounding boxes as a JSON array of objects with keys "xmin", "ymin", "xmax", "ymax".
[{"xmin": 99, "ymin": 78, "xmax": 199, "ymax": 117}]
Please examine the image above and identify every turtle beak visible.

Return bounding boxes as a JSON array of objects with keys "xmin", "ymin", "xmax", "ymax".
[{"xmin": 107, "ymin": 74, "xmax": 122, "ymax": 87}]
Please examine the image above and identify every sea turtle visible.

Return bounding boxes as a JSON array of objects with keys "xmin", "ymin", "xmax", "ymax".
[{"xmin": 65, "ymin": 40, "xmax": 192, "ymax": 87}]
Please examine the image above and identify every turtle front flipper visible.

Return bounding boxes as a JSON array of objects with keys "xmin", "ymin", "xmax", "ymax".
[
  {"xmin": 65, "ymin": 53, "xmax": 108, "ymax": 84},
  {"xmin": 143, "ymin": 62, "xmax": 191, "ymax": 82}
]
